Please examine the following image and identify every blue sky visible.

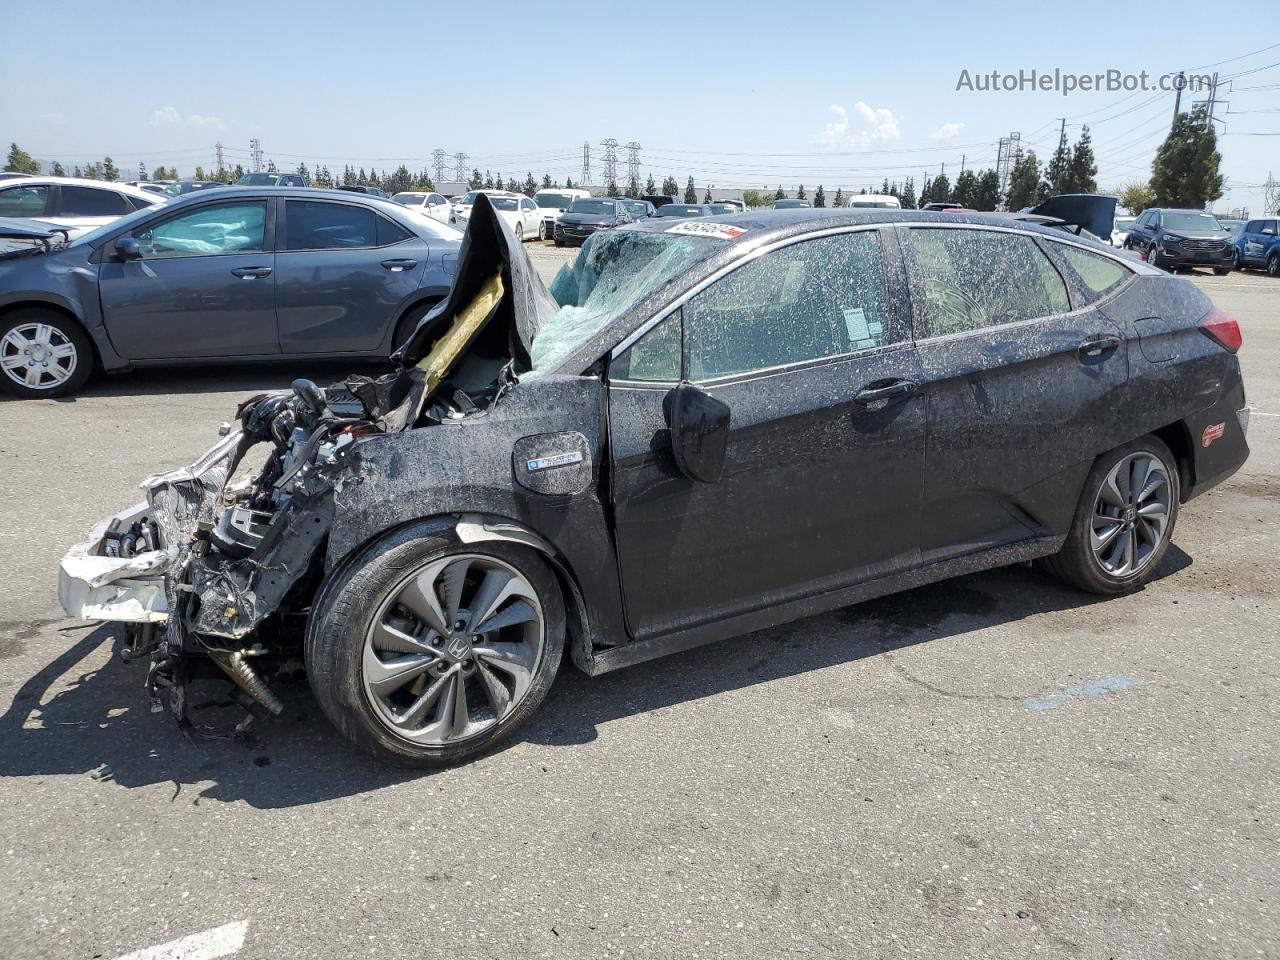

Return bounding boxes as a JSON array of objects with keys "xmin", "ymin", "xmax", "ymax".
[{"xmin": 2, "ymin": 0, "xmax": 1276, "ymax": 214}]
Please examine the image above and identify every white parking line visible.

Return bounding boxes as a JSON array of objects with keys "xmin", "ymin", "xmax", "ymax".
[
  {"xmin": 114, "ymin": 920, "xmax": 248, "ymax": 960},
  {"xmin": 1252, "ymin": 411, "xmax": 1280, "ymax": 418}
]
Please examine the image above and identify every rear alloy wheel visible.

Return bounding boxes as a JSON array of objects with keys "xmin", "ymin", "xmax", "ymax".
[
  {"xmin": 1040, "ymin": 436, "xmax": 1179, "ymax": 594},
  {"xmin": 0, "ymin": 309, "xmax": 94, "ymax": 399},
  {"xmin": 306, "ymin": 529, "xmax": 565, "ymax": 767},
  {"xmin": 538, "ymin": 220, "xmax": 548, "ymax": 241},
  {"xmin": 1269, "ymin": 252, "xmax": 1279, "ymax": 278},
  {"xmin": 514, "ymin": 223, "xmax": 523, "ymax": 242}
]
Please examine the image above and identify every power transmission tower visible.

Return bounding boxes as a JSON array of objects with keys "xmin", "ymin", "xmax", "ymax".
[
  {"xmin": 600, "ymin": 139, "xmax": 619, "ymax": 189},
  {"xmin": 249, "ymin": 138, "xmax": 263, "ymax": 172},
  {"xmin": 625, "ymin": 141, "xmax": 641, "ymax": 186},
  {"xmin": 454, "ymin": 152, "xmax": 469, "ymax": 182},
  {"xmin": 431, "ymin": 149, "xmax": 448, "ymax": 182},
  {"xmin": 994, "ymin": 131, "xmax": 1021, "ymax": 205},
  {"xmin": 580, "ymin": 141, "xmax": 592, "ymax": 186},
  {"xmin": 1265, "ymin": 172, "xmax": 1279, "ymax": 215},
  {"xmin": 215, "ymin": 141, "xmax": 225, "ymax": 177}
]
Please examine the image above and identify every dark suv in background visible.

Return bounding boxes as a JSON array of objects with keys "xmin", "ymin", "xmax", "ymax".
[{"xmin": 1125, "ymin": 208, "xmax": 1235, "ymax": 274}]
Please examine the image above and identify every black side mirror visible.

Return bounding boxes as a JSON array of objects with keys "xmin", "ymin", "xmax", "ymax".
[
  {"xmin": 115, "ymin": 236, "xmax": 142, "ymax": 261},
  {"xmin": 666, "ymin": 382, "xmax": 731, "ymax": 483}
]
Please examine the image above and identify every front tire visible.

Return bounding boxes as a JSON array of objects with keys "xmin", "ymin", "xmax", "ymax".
[
  {"xmin": 537, "ymin": 220, "xmax": 548, "ymax": 241},
  {"xmin": 514, "ymin": 223, "xmax": 523, "ymax": 242},
  {"xmin": 0, "ymin": 308, "xmax": 94, "ymax": 399},
  {"xmin": 306, "ymin": 526, "xmax": 565, "ymax": 768},
  {"xmin": 1040, "ymin": 436, "xmax": 1180, "ymax": 595}
]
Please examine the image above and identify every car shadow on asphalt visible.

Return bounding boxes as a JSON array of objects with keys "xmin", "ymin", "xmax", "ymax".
[{"xmin": 0, "ymin": 548, "xmax": 1191, "ymax": 808}]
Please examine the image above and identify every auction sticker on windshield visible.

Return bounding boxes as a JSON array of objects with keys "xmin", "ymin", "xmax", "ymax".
[{"xmin": 664, "ymin": 222, "xmax": 747, "ymax": 240}]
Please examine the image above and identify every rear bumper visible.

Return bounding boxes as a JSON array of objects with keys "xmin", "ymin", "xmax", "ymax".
[{"xmin": 1183, "ymin": 381, "xmax": 1250, "ymax": 501}]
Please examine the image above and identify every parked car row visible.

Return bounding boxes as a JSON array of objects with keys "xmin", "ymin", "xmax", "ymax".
[{"xmin": 1123, "ymin": 208, "xmax": 1280, "ymax": 276}]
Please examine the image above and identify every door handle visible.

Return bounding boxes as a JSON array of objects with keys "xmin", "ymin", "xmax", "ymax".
[
  {"xmin": 231, "ymin": 266, "xmax": 271, "ymax": 279},
  {"xmin": 381, "ymin": 259, "xmax": 418, "ymax": 272},
  {"xmin": 853, "ymin": 379, "xmax": 918, "ymax": 406},
  {"xmin": 1078, "ymin": 335, "xmax": 1121, "ymax": 358}
]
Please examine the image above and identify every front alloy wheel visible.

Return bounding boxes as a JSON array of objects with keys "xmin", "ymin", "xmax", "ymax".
[
  {"xmin": 362, "ymin": 554, "xmax": 545, "ymax": 746},
  {"xmin": 537, "ymin": 220, "xmax": 548, "ymax": 241},
  {"xmin": 306, "ymin": 530, "xmax": 565, "ymax": 767}
]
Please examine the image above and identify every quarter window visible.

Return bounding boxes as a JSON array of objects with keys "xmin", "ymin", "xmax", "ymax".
[
  {"xmin": 376, "ymin": 215, "xmax": 413, "ymax": 246},
  {"xmin": 285, "ymin": 200, "xmax": 377, "ymax": 250},
  {"xmin": 134, "ymin": 201, "xmax": 268, "ymax": 258},
  {"xmin": 685, "ymin": 231, "xmax": 892, "ymax": 380},
  {"xmin": 614, "ymin": 311, "xmax": 682, "ymax": 382},
  {"xmin": 1054, "ymin": 245, "xmax": 1130, "ymax": 300},
  {"xmin": 59, "ymin": 186, "xmax": 128, "ymax": 217},
  {"xmin": 907, "ymin": 229, "xmax": 1070, "ymax": 336},
  {"xmin": 0, "ymin": 185, "xmax": 49, "ymax": 217}
]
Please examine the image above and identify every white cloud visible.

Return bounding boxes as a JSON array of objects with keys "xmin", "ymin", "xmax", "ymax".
[
  {"xmin": 931, "ymin": 121, "xmax": 965, "ymax": 141},
  {"xmin": 150, "ymin": 106, "xmax": 225, "ymax": 131},
  {"xmin": 816, "ymin": 101, "xmax": 900, "ymax": 149}
]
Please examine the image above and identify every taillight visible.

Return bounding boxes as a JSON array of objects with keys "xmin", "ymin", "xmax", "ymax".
[{"xmin": 1200, "ymin": 308, "xmax": 1242, "ymax": 353}]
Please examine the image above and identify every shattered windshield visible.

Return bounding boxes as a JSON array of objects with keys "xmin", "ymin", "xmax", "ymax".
[{"xmin": 528, "ymin": 229, "xmax": 720, "ymax": 374}]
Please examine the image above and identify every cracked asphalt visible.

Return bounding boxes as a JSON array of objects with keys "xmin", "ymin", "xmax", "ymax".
[{"xmin": 0, "ymin": 247, "xmax": 1276, "ymax": 959}]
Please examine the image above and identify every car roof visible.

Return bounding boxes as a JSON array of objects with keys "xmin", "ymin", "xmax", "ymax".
[{"xmin": 0, "ymin": 176, "xmax": 161, "ymax": 200}]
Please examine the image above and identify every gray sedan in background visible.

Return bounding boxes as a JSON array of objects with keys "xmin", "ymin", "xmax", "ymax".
[{"xmin": 0, "ymin": 187, "xmax": 462, "ymax": 398}]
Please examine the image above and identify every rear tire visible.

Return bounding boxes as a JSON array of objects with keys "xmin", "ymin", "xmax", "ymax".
[
  {"xmin": 1040, "ymin": 436, "xmax": 1180, "ymax": 595},
  {"xmin": 537, "ymin": 220, "xmax": 548, "ymax": 241},
  {"xmin": 305, "ymin": 526, "xmax": 565, "ymax": 768},
  {"xmin": 0, "ymin": 308, "xmax": 94, "ymax": 399},
  {"xmin": 514, "ymin": 223, "xmax": 523, "ymax": 242},
  {"xmin": 1268, "ymin": 252, "xmax": 1279, "ymax": 278}
]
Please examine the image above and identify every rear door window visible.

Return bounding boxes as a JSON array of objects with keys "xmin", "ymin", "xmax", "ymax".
[
  {"xmin": 59, "ymin": 186, "xmax": 129, "ymax": 217},
  {"xmin": 285, "ymin": 200, "xmax": 377, "ymax": 250},
  {"xmin": 906, "ymin": 228, "xmax": 1070, "ymax": 337},
  {"xmin": 0, "ymin": 185, "xmax": 50, "ymax": 217}
]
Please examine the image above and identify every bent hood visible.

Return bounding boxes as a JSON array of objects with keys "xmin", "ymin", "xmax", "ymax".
[
  {"xmin": 395, "ymin": 192, "xmax": 558, "ymax": 369},
  {"xmin": 1029, "ymin": 194, "xmax": 1117, "ymax": 242}
]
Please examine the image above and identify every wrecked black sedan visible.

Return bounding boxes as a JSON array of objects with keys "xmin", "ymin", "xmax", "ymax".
[{"xmin": 59, "ymin": 196, "xmax": 1250, "ymax": 767}]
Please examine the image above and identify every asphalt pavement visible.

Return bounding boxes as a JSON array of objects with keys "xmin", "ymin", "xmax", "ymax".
[{"xmin": 1, "ymin": 249, "xmax": 1276, "ymax": 959}]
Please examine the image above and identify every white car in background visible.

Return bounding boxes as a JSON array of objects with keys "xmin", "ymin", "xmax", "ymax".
[
  {"xmin": 451, "ymin": 190, "xmax": 541, "ymax": 241},
  {"xmin": 1111, "ymin": 216, "xmax": 1136, "ymax": 248},
  {"xmin": 846, "ymin": 193, "xmax": 902, "ymax": 209},
  {"xmin": 0, "ymin": 177, "xmax": 163, "ymax": 232},
  {"xmin": 532, "ymin": 187, "xmax": 591, "ymax": 240},
  {"xmin": 392, "ymin": 191, "xmax": 452, "ymax": 223}
]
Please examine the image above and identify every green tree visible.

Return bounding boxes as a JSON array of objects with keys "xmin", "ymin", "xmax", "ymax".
[
  {"xmin": 1063, "ymin": 125, "xmax": 1097, "ymax": 193},
  {"xmin": 703, "ymin": 188, "xmax": 712, "ymax": 203},
  {"xmin": 470, "ymin": 168, "xmax": 483, "ymax": 189},
  {"xmin": 1118, "ymin": 180, "xmax": 1155, "ymax": 215},
  {"xmin": 296, "ymin": 162, "xmax": 311, "ymax": 183},
  {"xmin": 774, "ymin": 185, "xmax": 785, "ymax": 200},
  {"xmin": 542, "ymin": 173, "xmax": 552, "ymax": 189},
  {"xmin": 972, "ymin": 169, "xmax": 1001, "ymax": 211},
  {"xmin": 813, "ymin": 184, "xmax": 826, "ymax": 208},
  {"xmin": 102, "ymin": 156, "xmax": 120, "ymax": 181},
  {"xmin": 386, "ymin": 165, "xmax": 412, "ymax": 193},
  {"xmin": 50, "ymin": 161, "xmax": 66, "ymax": 177},
  {"xmin": 1005, "ymin": 151, "xmax": 1043, "ymax": 210},
  {"xmin": 796, "ymin": 184, "xmax": 806, "ymax": 199},
  {"xmin": 5, "ymin": 143, "xmax": 40, "ymax": 174},
  {"xmin": 951, "ymin": 169, "xmax": 978, "ymax": 207},
  {"xmin": 266, "ymin": 159, "xmax": 278, "ymax": 175},
  {"xmin": 928, "ymin": 173, "xmax": 951, "ymax": 205},
  {"xmin": 832, "ymin": 186, "xmax": 845, "ymax": 207},
  {"xmin": 82, "ymin": 163, "xmax": 102, "ymax": 180},
  {"xmin": 1044, "ymin": 127, "xmax": 1070, "ymax": 196},
  {"xmin": 137, "ymin": 162, "xmax": 148, "ymax": 180},
  {"xmin": 880, "ymin": 178, "xmax": 890, "ymax": 196},
  {"xmin": 1150, "ymin": 106, "xmax": 1223, "ymax": 208},
  {"xmin": 72, "ymin": 166, "xmax": 83, "ymax": 178},
  {"xmin": 193, "ymin": 165, "xmax": 206, "ymax": 180},
  {"xmin": 684, "ymin": 176, "xmax": 697, "ymax": 203},
  {"xmin": 900, "ymin": 177, "xmax": 917, "ymax": 209},
  {"xmin": 661, "ymin": 175, "xmax": 678, "ymax": 196},
  {"xmin": 524, "ymin": 172, "xmax": 538, "ymax": 196},
  {"xmin": 233, "ymin": 164, "xmax": 246, "ymax": 183},
  {"xmin": 645, "ymin": 174, "xmax": 656, "ymax": 195}
]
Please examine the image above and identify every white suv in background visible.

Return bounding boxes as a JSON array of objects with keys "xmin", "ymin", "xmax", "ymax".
[
  {"xmin": 0, "ymin": 177, "xmax": 163, "ymax": 234},
  {"xmin": 532, "ymin": 187, "xmax": 591, "ymax": 240}
]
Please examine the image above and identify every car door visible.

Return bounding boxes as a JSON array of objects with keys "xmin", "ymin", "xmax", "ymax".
[
  {"xmin": 274, "ymin": 197, "xmax": 428, "ymax": 354},
  {"xmin": 518, "ymin": 197, "xmax": 538, "ymax": 236},
  {"xmin": 607, "ymin": 227, "xmax": 926, "ymax": 640},
  {"xmin": 98, "ymin": 198, "xmax": 279, "ymax": 359},
  {"xmin": 1241, "ymin": 219, "xmax": 1275, "ymax": 266},
  {"xmin": 901, "ymin": 225, "xmax": 1130, "ymax": 562}
]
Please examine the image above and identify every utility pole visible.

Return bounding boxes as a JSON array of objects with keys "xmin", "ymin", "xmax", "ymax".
[
  {"xmin": 215, "ymin": 141, "xmax": 225, "ymax": 177},
  {"xmin": 431, "ymin": 149, "xmax": 448, "ymax": 183},
  {"xmin": 580, "ymin": 141, "xmax": 592, "ymax": 187},
  {"xmin": 1171, "ymin": 70, "xmax": 1186, "ymax": 127},
  {"xmin": 453, "ymin": 152, "xmax": 469, "ymax": 183},
  {"xmin": 249, "ymin": 138, "xmax": 263, "ymax": 172}
]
